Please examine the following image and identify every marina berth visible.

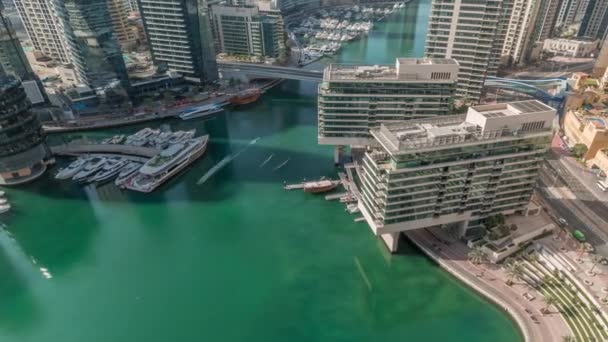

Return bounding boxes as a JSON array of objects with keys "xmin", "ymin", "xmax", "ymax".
[
  {"xmin": 89, "ymin": 159, "xmax": 128, "ymax": 184},
  {"xmin": 125, "ymin": 136, "xmax": 209, "ymax": 193},
  {"xmin": 114, "ymin": 162, "xmax": 142, "ymax": 186},
  {"xmin": 72, "ymin": 157, "xmax": 107, "ymax": 182},
  {"xmin": 55, "ymin": 158, "xmax": 90, "ymax": 180}
]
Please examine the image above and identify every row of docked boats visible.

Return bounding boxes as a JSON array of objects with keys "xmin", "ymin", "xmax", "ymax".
[
  {"xmin": 0, "ymin": 190, "xmax": 10, "ymax": 214},
  {"xmin": 55, "ymin": 129, "xmax": 210, "ymax": 193}
]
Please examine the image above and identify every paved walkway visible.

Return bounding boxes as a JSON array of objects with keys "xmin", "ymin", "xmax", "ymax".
[{"xmin": 405, "ymin": 228, "xmax": 571, "ymax": 342}]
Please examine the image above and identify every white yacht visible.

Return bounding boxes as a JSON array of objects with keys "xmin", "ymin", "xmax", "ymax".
[
  {"xmin": 125, "ymin": 128, "xmax": 159, "ymax": 146},
  {"xmin": 168, "ymin": 130, "xmax": 196, "ymax": 144},
  {"xmin": 179, "ymin": 104, "xmax": 223, "ymax": 120},
  {"xmin": 0, "ymin": 190, "xmax": 4, "ymax": 197},
  {"xmin": 114, "ymin": 162, "xmax": 142, "ymax": 186},
  {"xmin": 55, "ymin": 157, "xmax": 90, "ymax": 180},
  {"xmin": 0, "ymin": 204, "xmax": 10, "ymax": 214},
  {"xmin": 72, "ymin": 157, "xmax": 107, "ymax": 182},
  {"xmin": 0, "ymin": 198, "xmax": 7, "ymax": 205},
  {"xmin": 125, "ymin": 136, "xmax": 209, "ymax": 193},
  {"xmin": 89, "ymin": 159, "xmax": 128, "ymax": 183}
]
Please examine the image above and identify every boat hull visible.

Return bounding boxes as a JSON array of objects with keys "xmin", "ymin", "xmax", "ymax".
[{"xmin": 304, "ymin": 183, "xmax": 339, "ymax": 193}]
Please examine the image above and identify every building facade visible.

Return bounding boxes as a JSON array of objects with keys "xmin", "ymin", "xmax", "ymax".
[
  {"xmin": 578, "ymin": 0, "xmax": 608, "ymax": 40},
  {"xmin": 12, "ymin": 0, "xmax": 71, "ymax": 64},
  {"xmin": 0, "ymin": 4, "xmax": 34, "ymax": 80},
  {"xmin": 542, "ymin": 38, "xmax": 599, "ymax": 57},
  {"xmin": 318, "ymin": 58, "xmax": 459, "ymax": 150},
  {"xmin": 211, "ymin": 4, "xmax": 284, "ymax": 58},
  {"xmin": 500, "ymin": 0, "xmax": 541, "ymax": 66},
  {"xmin": 137, "ymin": 0, "xmax": 218, "ymax": 83},
  {"xmin": 425, "ymin": 0, "xmax": 509, "ymax": 102},
  {"xmin": 58, "ymin": 0, "xmax": 130, "ymax": 90},
  {"xmin": 107, "ymin": 0, "xmax": 138, "ymax": 50},
  {"xmin": 357, "ymin": 100, "xmax": 555, "ymax": 251},
  {"xmin": 0, "ymin": 76, "xmax": 48, "ymax": 185}
]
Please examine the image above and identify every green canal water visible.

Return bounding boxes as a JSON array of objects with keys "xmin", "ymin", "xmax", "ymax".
[{"xmin": 0, "ymin": 2, "xmax": 522, "ymax": 341}]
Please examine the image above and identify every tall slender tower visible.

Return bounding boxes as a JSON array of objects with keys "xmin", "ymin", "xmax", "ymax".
[
  {"xmin": 578, "ymin": 0, "xmax": 608, "ymax": 39},
  {"xmin": 12, "ymin": 0, "xmax": 71, "ymax": 64},
  {"xmin": 57, "ymin": 0, "xmax": 130, "ymax": 90},
  {"xmin": 137, "ymin": 0, "xmax": 218, "ymax": 83},
  {"xmin": 107, "ymin": 0, "xmax": 137, "ymax": 50},
  {"xmin": 425, "ymin": 0, "xmax": 510, "ymax": 102},
  {"xmin": 0, "ymin": 4, "xmax": 34, "ymax": 80}
]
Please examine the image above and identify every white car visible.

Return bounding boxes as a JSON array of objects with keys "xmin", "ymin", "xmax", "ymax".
[{"xmin": 558, "ymin": 218, "xmax": 568, "ymax": 226}]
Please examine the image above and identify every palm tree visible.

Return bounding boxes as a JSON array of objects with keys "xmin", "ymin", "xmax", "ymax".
[
  {"xmin": 468, "ymin": 246, "xmax": 486, "ymax": 265},
  {"xmin": 505, "ymin": 261, "xmax": 524, "ymax": 286},
  {"xmin": 542, "ymin": 295, "xmax": 557, "ymax": 314},
  {"xmin": 590, "ymin": 255, "xmax": 600, "ymax": 273}
]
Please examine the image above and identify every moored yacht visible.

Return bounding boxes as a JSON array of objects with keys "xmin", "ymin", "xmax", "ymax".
[
  {"xmin": 125, "ymin": 136, "xmax": 209, "ymax": 193},
  {"xmin": 179, "ymin": 104, "xmax": 223, "ymax": 120},
  {"xmin": 55, "ymin": 157, "xmax": 90, "ymax": 180},
  {"xmin": 0, "ymin": 204, "xmax": 10, "ymax": 214},
  {"xmin": 89, "ymin": 159, "xmax": 128, "ymax": 183},
  {"xmin": 72, "ymin": 157, "xmax": 107, "ymax": 182},
  {"xmin": 114, "ymin": 162, "xmax": 142, "ymax": 186}
]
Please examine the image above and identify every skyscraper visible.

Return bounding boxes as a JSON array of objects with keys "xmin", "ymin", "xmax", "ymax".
[
  {"xmin": 13, "ymin": 0, "xmax": 71, "ymax": 64},
  {"xmin": 358, "ymin": 100, "xmax": 555, "ymax": 251},
  {"xmin": 425, "ymin": 0, "xmax": 509, "ymax": 102},
  {"xmin": 317, "ymin": 58, "xmax": 459, "ymax": 153},
  {"xmin": 0, "ymin": 4, "xmax": 34, "ymax": 80},
  {"xmin": 578, "ymin": 0, "xmax": 608, "ymax": 40},
  {"xmin": 0, "ymin": 76, "xmax": 48, "ymax": 185},
  {"xmin": 500, "ymin": 0, "xmax": 541, "ymax": 66},
  {"xmin": 138, "ymin": 0, "xmax": 218, "ymax": 83},
  {"xmin": 58, "ymin": 0, "xmax": 130, "ymax": 90},
  {"xmin": 107, "ymin": 0, "xmax": 138, "ymax": 50}
]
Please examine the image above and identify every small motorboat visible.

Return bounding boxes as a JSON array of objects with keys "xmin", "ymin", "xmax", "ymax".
[
  {"xmin": 0, "ymin": 198, "xmax": 7, "ymax": 205},
  {"xmin": 0, "ymin": 204, "xmax": 11, "ymax": 214},
  {"xmin": 303, "ymin": 180, "xmax": 340, "ymax": 193},
  {"xmin": 55, "ymin": 157, "xmax": 90, "ymax": 180}
]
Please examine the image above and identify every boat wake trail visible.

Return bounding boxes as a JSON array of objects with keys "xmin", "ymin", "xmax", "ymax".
[
  {"xmin": 259, "ymin": 154, "xmax": 274, "ymax": 167},
  {"xmin": 273, "ymin": 158, "xmax": 290, "ymax": 171},
  {"xmin": 197, "ymin": 137, "xmax": 260, "ymax": 185}
]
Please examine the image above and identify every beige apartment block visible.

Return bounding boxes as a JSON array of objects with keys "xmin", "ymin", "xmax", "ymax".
[{"xmin": 563, "ymin": 110, "xmax": 608, "ymax": 160}]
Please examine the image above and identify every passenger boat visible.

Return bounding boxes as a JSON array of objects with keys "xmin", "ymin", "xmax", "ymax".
[
  {"xmin": 303, "ymin": 180, "xmax": 340, "ymax": 193},
  {"xmin": 114, "ymin": 162, "xmax": 142, "ymax": 186},
  {"xmin": 72, "ymin": 157, "xmax": 107, "ymax": 182},
  {"xmin": 89, "ymin": 159, "xmax": 128, "ymax": 184},
  {"xmin": 179, "ymin": 104, "xmax": 223, "ymax": 120},
  {"xmin": 229, "ymin": 89, "xmax": 261, "ymax": 106},
  {"xmin": 124, "ymin": 136, "xmax": 209, "ymax": 193},
  {"xmin": 0, "ymin": 204, "xmax": 10, "ymax": 214},
  {"xmin": 55, "ymin": 157, "xmax": 89, "ymax": 180}
]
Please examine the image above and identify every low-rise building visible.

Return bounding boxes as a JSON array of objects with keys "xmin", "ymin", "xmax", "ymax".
[
  {"xmin": 542, "ymin": 38, "xmax": 599, "ymax": 57},
  {"xmin": 318, "ymin": 58, "xmax": 458, "ymax": 152},
  {"xmin": 563, "ymin": 109, "xmax": 608, "ymax": 160},
  {"xmin": 357, "ymin": 100, "xmax": 555, "ymax": 252}
]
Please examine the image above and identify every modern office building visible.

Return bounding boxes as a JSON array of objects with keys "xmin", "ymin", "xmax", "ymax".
[
  {"xmin": 211, "ymin": 4, "xmax": 284, "ymax": 58},
  {"xmin": 0, "ymin": 76, "xmax": 48, "ymax": 185},
  {"xmin": 137, "ymin": 0, "xmax": 219, "ymax": 83},
  {"xmin": 318, "ymin": 58, "xmax": 459, "ymax": 154},
  {"xmin": 0, "ymin": 4, "xmax": 34, "ymax": 80},
  {"xmin": 12, "ymin": 0, "xmax": 71, "ymax": 64},
  {"xmin": 357, "ymin": 100, "xmax": 555, "ymax": 252},
  {"xmin": 58, "ymin": 0, "xmax": 130, "ymax": 90},
  {"xmin": 107, "ymin": 0, "xmax": 138, "ymax": 50},
  {"xmin": 425, "ymin": 0, "xmax": 509, "ymax": 102},
  {"xmin": 578, "ymin": 0, "xmax": 608, "ymax": 40}
]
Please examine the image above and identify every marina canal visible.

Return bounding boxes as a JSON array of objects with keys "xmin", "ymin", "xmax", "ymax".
[{"xmin": 0, "ymin": 2, "xmax": 521, "ymax": 341}]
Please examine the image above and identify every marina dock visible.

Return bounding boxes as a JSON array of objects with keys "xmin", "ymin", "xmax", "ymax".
[{"xmin": 51, "ymin": 143, "xmax": 160, "ymax": 158}]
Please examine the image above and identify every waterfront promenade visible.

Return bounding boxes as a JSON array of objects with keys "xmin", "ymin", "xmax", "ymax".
[{"xmin": 405, "ymin": 228, "xmax": 571, "ymax": 342}]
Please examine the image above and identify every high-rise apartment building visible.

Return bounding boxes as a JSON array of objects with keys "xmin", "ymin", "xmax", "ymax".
[
  {"xmin": 529, "ymin": 0, "xmax": 561, "ymax": 45},
  {"xmin": 0, "ymin": 76, "xmax": 48, "ymax": 185},
  {"xmin": 556, "ymin": 0, "xmax": 588, "ymax": 28},
  {"xmin": 501, "ymin": 0, "xmax": 540, "ymax": 66},
  {"xmin": 0, "ymin": 5, "xmax": 34, "ymax": 80},
  {"xmin": 593, "ymin": 38, "xmax": 608, "ymax": 77},
  {"xmin": 578, "ymin": 0, "xmax": 608, "ymax": 40},
  {"xmin": 357, "ymin": 100, "xmax": 555, "ymax": 251},
  {"xmin": 107, "ymin": 0, "xmax": 137, "ymax": 50},
  {"xmin": 12, "ymin": 0, "xmax": 70, "ymax": 64},
  {"xmin": 58, "ymin": 0, "xmax": 130, "ymax": 90},
  {"xmin": 211, "ymin": 4, "xmax": 284, "ymax": 58},
  {"xmin": 137, "ymin": 0, "xmax": 218, "ymax": 83},
  {"xmin": 318, "ymin": 58, "xmax": 458, "ymax": 151},
  {"xmin": 425, "ymin": 0, "xmax": 508, "ymax": 102}
]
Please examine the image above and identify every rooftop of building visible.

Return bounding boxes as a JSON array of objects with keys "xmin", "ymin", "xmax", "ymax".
[
  {"xmin": 545, "ymin": 37, "xmax": 599, "ymax": 43},
  {"xmin": 324, "ymin": 57, "xmax": 458, "ymax": 81},
  {"xmin": 371, "ymin": 101, "xmax": 555, "ymax": 154},
  {"xmin": 570, "ymin": 109, "xmax": 608, "ymax": 128}
]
